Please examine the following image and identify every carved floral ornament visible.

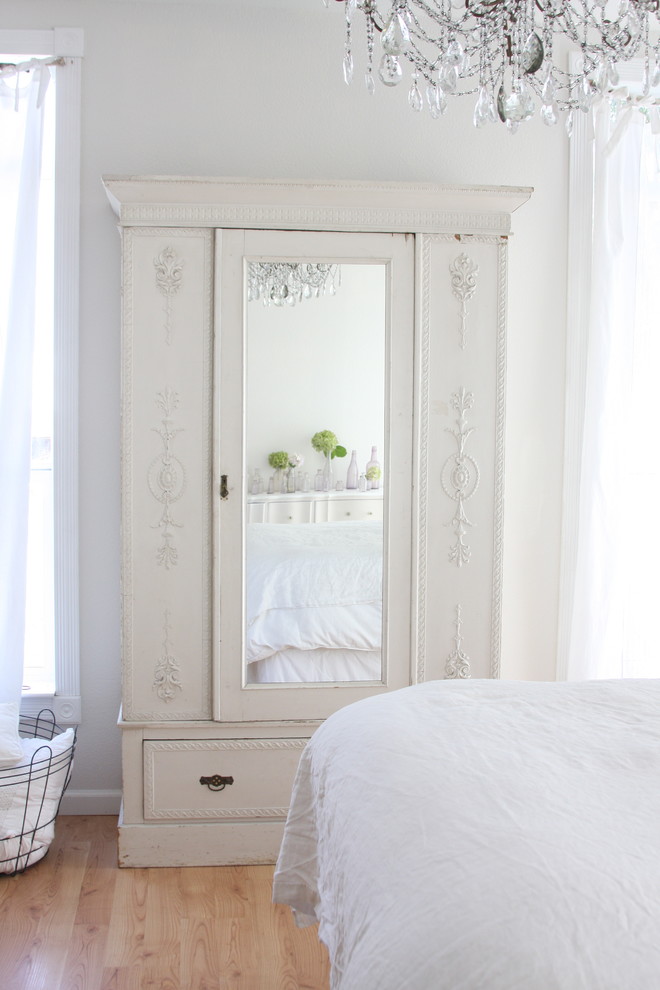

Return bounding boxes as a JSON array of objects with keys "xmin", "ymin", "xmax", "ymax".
[
  {"xmin": 153, "ymin": 609, "xmax": 183, "ymax": 702},
  {"xmin": 154, "ymin": 246, "xmax": 184, "ymax": 345},
  {"xmin": 441, "ymin": 386, "xmax": 480, "ymax": 566},
  {"xmin": 450, "ymin": 252, "xmax": 479, "ymax": 349},
  {"xmin": 445, "ymin": 604, "xmax": 472, "ymax": 679},
  {"xmin": 148, "ymin": 386, "xmax": 186, "ymax": 569}
]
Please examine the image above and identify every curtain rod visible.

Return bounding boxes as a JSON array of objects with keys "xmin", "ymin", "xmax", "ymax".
[{"xmin": 0, "ymin": 56, "xmax": 66, "ymax": 80}]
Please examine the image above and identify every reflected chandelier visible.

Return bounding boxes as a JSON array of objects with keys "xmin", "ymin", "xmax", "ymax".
[
  {"xmin": 247, "ymin": 262, "xmax": 341, "ymax": 306},
  {"xmin": 330, "ymin": 0, "xmax": 660, "ymax": 130}
]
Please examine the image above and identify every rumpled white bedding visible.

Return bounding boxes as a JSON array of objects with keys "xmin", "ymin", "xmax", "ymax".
[
  {"xmin": 246, "ymin": 522, "xmax": 382, "ymax": 663},
  {"xmin": 273, "ymin": 678, "xmax": 660, "ymax": 990},
  {"xmin": 247, "ymin": 647, "xmax": 382, "ymax": 684}
]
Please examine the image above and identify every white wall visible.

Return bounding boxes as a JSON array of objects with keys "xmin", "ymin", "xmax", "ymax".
[
  {"xmin": 247, "ymin": 263, "xmax": 385, "ymax": 489},
  {"xmin": 4, "ymin": 0, "xmax": 567, "ymax": 804}
]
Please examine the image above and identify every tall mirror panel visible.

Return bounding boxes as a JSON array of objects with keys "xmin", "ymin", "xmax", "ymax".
[
  {"xmin": 216, "ymin": 226, "xmax": 415, "ymax": 724},
  {"xmin": 245, "ymin": 262, "xmax": 386, "ymax": 685}
]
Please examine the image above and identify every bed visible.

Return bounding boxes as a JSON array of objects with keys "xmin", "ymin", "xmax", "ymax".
[
  {"xmin": 273, "ymin": 677, "xmax": 660, "ymax": 989},
  {"xmin": 245, "ymin": 520, "xmax": 382, "ymax": 683}
]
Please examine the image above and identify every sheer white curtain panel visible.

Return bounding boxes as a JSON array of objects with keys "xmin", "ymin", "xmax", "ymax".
[
  {"xmin": 0, "ymin": 64, "xmax": 51, "ymax": 703},
  {"xmin": 567, "ymin": 102, "xmax": 657, "ymax": 680}
]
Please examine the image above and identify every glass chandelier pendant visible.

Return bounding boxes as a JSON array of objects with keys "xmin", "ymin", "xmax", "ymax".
[
  {"xmin": 247, "ymin": 263, "xmax": 341, "ymax": 307},
  {"xmin": 334, "ymin": 0, "xmax": 660, "ymax": 130}
]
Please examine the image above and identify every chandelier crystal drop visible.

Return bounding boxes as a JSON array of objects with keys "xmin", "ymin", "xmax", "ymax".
[
  {"xmin": 332, "ymin": 0, "xmax": 660, "ymax": 129},
  {"xmin": 247, "ymin": 262, "xmax": 341, "ymax": 307}
]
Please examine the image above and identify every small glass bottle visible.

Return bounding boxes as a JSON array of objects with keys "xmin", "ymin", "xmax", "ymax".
[
  {"xmin": 346, "ymin": 449, "xmax": 359, "ymax": 489},
  {"xmin": 315, "ymin": 469, "xmax": 324, "ymax": 491},
  {"xmin": 358, "ymin": 473, "xmax": 367, "ymax": 492},
  {"xmin": 366, "ymin": 446, "xmax": 381, "ymax": 490}
]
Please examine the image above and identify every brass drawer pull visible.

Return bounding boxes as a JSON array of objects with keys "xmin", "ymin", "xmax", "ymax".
[{"xmin": 200, "ymin": 774, "xmax": 234, "ymax": 792}]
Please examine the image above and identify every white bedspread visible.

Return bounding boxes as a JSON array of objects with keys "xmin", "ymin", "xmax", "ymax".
[
  {"xmin": 246, "ymin": 522, "xmax": 382, "ymax": 663},
  {"xmin": 274, "ymin": 678, "xmax": 660, "ymax": 990}
]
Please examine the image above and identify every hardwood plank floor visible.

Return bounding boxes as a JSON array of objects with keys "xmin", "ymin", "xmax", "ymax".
[{"xmin": 0, "ymin": 816, "xmax": 330, "ymax": 990}]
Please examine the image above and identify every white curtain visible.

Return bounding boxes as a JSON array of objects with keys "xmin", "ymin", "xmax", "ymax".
[
  {"xmin": 0, "ymin": 65, "xmax": 50, "ymax": 703},
  {"xmin": 567, "ymin": 102, "xmax": 660, "ymax": 680}
]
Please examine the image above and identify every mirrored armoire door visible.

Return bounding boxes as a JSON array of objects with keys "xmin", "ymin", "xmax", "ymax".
[{"xmin": 215, "ymin": 229, "xmax": 415, "ymax": 723}]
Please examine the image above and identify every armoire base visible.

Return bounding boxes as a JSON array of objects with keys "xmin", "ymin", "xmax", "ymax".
[{"xmin": 117, "ymin": 815, "xmax": 286, "ymax": 868}]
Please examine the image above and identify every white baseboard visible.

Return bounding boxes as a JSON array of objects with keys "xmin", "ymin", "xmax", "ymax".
[{"xmin": 60, "ymin": 788, "xmax": 122, "ymax": 816}]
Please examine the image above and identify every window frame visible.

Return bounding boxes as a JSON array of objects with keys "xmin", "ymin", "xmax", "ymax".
[{"xmin": 0, "ymin": 28, "xmax": 83, "ymax": 723}]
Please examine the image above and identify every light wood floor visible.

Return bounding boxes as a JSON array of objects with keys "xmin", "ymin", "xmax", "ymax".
[{"xmin": 0, "ymin": 815, "xmax": 330, "ymax": 990}]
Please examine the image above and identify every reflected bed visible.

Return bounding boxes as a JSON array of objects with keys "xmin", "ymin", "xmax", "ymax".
[
  {"xmin": 274, "ymin": 678, "xmax": 660, "ymax": 990},
  {"xmin": 245, "ymin": 521, "xmax": 382, "ymax": 683}
]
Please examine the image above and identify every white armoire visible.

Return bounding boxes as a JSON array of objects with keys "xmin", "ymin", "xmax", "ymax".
[{"xmin": 104, "ymin": 176, "xmax": 530, "ymax": 867}]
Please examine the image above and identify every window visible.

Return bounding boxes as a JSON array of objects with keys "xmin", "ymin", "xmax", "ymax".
[{"xmin": 0, "ymin": 29, "xmax": 83, "ymax": 721}]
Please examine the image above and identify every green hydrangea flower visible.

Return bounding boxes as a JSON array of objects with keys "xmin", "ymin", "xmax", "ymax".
[
  {"xmin": 268, "ymin": 450, "xmax": 289, "ymax": 470},
  {"xmin": 366, "ymin": 465, "xmax": 382, "ymax": 481},
  {"xmin": 311, "ymin": 430, "xmax": 338, "ymax": 455}
]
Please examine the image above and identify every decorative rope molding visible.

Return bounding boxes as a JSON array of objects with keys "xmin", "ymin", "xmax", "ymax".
[
  {"xmin": 415, "ymin": 234, "xmax": 432, "ymax": 684},
  {"xmin": 154, "ymin": 246, "xmax": 184, "ymax": 345},
  {"xmin": 489, "ymin": 236, "xmax": 508, "ymax": 680},
  {"xmin": 146, "ymin": 739, "xmax": 308, "ymax": 754},
  {"xmin": 450, "ymin": 253, "xmax": 479, "ymax": 349},
  {"xmin": 148, "ymin": 386, "xmax": 186, "ymax": 569},
  {"xmin": 441, "ymin": 386, "xmax": 480, "ymax": 566},
  {"xmin": 445, "ymin": 604, "xmax": 472, "ymax": 679},
  {"xmin": 145, "ymin": 805, "xmax": 291, "ymax": 821},
  {"xmin": 153, "ymin": 609, "xmax": 183, "ymax": 702}
]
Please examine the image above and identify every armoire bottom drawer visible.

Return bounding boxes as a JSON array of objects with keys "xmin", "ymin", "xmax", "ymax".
[{"xmin": 143, "ymin": 738, "xmax": 308, "ymax": 821}]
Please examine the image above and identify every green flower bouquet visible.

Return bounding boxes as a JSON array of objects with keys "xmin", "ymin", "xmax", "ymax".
[
  {"xmin": 268, "ymin": 451, "xmax": 289, "ymax": 471},
  {"xmin": 310, "ymin": 430, "xmax": 347, "ymax": 460}
]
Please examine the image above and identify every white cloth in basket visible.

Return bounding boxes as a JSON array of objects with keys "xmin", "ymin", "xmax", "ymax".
[{"xmin": 0, "ymin": 728, "xmax": 74, "ymax": 873}]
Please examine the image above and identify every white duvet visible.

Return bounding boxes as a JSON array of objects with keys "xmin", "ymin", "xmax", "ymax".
[
  {"xmin": 274, "ymin": 678, "xmax": 660, "ymax": 990},
  {"xmin": 246, "ymin": 522, "xmax": 382, "ymax": 663}
]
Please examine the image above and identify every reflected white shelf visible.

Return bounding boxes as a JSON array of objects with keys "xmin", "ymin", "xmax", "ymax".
[{"xmin": 247, "ymin": 489, "xmax": 383, "ymax": 524}]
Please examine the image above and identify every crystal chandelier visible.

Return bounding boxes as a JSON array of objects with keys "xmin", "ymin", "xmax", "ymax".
[
  {"xmin": 330, "ymin": 0, "xmax": 660, "ymax": 131},
  {"xmin": 247, "ymin": 262, "xmax": 342, "ymax": 306}
]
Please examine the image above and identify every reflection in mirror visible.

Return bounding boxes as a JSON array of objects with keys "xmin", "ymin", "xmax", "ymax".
[{"xmin": 245, "ymin": 262, "xmax": 386, "ymax": 685}]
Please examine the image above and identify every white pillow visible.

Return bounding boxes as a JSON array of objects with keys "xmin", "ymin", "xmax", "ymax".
[
  {"xmin": 0, "ymin": 702, "xmax": 24, "ymax": 768},
  {"xmin": 0, "ymin": 727, "xmax": 75, "ymax": 873}
]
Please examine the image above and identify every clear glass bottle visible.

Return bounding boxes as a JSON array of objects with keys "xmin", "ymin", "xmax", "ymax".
[
  {"xmin": 346, "ymin": 449, "xmax": 359, "ymax": 489},
  {"xmin": 322, "ymin": 453, "xmax": 333, "ymax": 492},
  {"xmin": 366, "ymin": 446, "xmax": 381, "ymax": 490}
]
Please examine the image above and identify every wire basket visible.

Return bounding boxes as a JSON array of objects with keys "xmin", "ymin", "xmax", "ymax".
[{"xmin": 0, "ymin": 709, "xmax": 76, "ymax": 876}]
